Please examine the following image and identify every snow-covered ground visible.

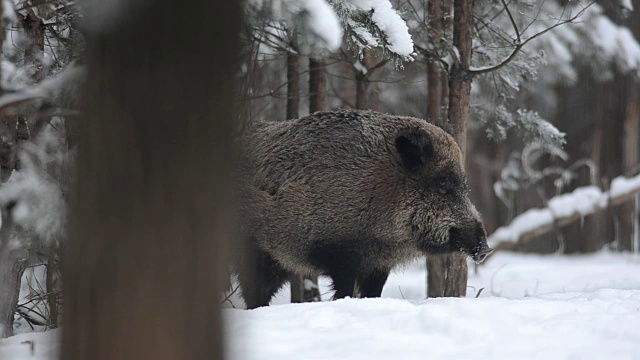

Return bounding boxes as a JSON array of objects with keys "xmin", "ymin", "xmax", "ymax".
[{"xmin": 2, "ymin": 251, "xmax": 640, "ymax": 359}]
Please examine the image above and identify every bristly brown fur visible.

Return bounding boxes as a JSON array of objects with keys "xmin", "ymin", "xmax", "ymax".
[{"xmin": 235, "ymin": 110, "xmax": 489, "ymax": 308}]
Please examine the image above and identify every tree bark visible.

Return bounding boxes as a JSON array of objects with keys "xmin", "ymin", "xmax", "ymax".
[
  {"xmin": 22, "ymin": 11, "xmax": 46, "ymax": 82},
  {"xmin": 355, "ymin": 71, "xmax": 369, "ymax": 110},
  {"xmin": 623, "ymin": 86, "xmax": 639, "ymax": 252},
  {"xmin": 0, "ymin": 1, "xmax": 21, "ymax": 339},
  {"xmin": 440, "ymin": 0, "xmax": 452, "ymax": 116},
  {"xmin": 355, "ymin": 49, "xmax": 375, "ymax": 110},
  {"xmin": 0, "ymin": 204, "xmax": 27, "ymax": 339},
  {"xmin": 286, "ymin": 37, "xmax": 300, "ymax": 120},
  {"xmin": 428, "ymin": 0, "xmax": 473, "ymax": 298},
  {"xmin": 426, "ymin": 0, "xmax": 442, "ymax": 121},
  {"xmin": 309, "ymin": 58, "xmax": 326, "ymax": 113},
  {"xmin": 46, "ymin": 258, "xmax": 58, "ymax": 329},
  {"xmin": 61, "ymin": 1, "xmax": 241, "ymax": 359},
  {"xmin": 426, "ymin": 0, "xmax": 445, "ymax": 298},
  {"xmin": 0, "ymin": 247, "xmax": 26, "ymax": 338}
]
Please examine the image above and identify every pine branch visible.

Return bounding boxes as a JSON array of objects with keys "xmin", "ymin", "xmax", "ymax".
[{"xmin": 469, "ymin": 1, "xmax": 595, "ymax": 76}]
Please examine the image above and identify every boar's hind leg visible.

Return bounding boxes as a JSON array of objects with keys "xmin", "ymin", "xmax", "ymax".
[
  {"xmin": 357, "ymin": 269, "xmax": 390, "ymax": 298},
  {"xmin": 238, "ymin": 243, "xmax": 290, "ymax": 309}
]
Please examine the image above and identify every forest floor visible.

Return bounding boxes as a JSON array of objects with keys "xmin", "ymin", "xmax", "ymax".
[{"xmin": 2, "ymin": 251, "xmax": 640, "ymax": 359}]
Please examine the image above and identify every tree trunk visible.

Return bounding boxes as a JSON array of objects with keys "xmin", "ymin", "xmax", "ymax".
[
  {"xmin": 617, "ymin": 4, "xmax": 640, "ymax": 252},
  {"xmin": 61, "ymin": 1, "xmax": 241, "ymax": 359},
  {"xmin": 426, "ymin": 0, "xmax": 445, "ymax": 298},
  {"xmin": 22, "ymin": 10, "xmax": 46, "ymax": 82},
  {"xmin": 355, "ymin": 72, "xmax": 369, "ymax": 110},
  {"xmin": 0, "ymin": 204, "xmax": 27, "ymax": 339},
  {"xmin": 428, "ymin": 0, "xmax": 473, "ymax": 298},
  {"xmin": 440, "ymin": 0, "xmax": 452, "ymax": 117},
  {"xmin": 46, "ymin": 258, "xmax": 58, "ymax": 329},
  {"xmin": 355, "ymin": 49, "xmax": 374, "ymax": 110},
  {"xmin": 0, "ymin": 248, "xmax": 26, "ymax": 339},
  {"xmin": 426, "ymin": 0, "xmax": 442, "ymax": 121},
  {"xmin": 623, "ymin": 86, "xmax": 639, "ymax": 253},
  {"xmin": 0, "ymin": 1, "xmax": 22, "ymax": 340},
  {"xmin": 286, "ymin": 37, "xmax": 300, "ymax": 120},
  {"xmin": 309, "ymin": 58, "xmax": 326, "ymax": 114}
]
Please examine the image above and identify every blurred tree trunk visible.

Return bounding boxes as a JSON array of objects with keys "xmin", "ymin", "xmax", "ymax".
[
  {"xmin": 0, "ymin": 0, "xmax": 30, "ymax": 338},
  {"xmin": 428, "ymin": 0, "xmax": 472, "ymax": 298},
  {"xmin": 623, "ymin": 85, "xmax": 639, "ymax": 252},
  {"xmin": 291, "ymin": 56, "xmax": 325, "ymax": 303},
  {"xmin": 23, "ymin": 3, "xmax": 61, "ymax": 329},
  {"xmin": 426, "ymin": 0, "xmax": 446, "ymax": 298},
  {"xmin": 607, "ymin": 75, "xmax": 635, "ymax": 252},
  {"xmin": 355, "ymin": 57, "xmax": 369, "ymax": 110},
  {"xmin": 0, "ymin": 208, "xmax": 27, "ymax": 339},
  {"xmin": 286, "ymin": 36, "xmax": 300, "ymax": 120},
  {"xmin": 22, "ymin": 9, "xmax": 45, "ymax": 82},
  {"xmin": 61, "ymin": 1, "xmax": 241, "ymax": 359},
  {"xmin": 309, "ymin": 58, "xmax": 326, "ymax": 113},
  {"xmin": 426, "ymin": 0, "xmax": 442, "ymax": 122},
  {"xmin": 617, "ymin": 2, "xmax": 640, "ymax": 252},
  {"xmin": 0, "ymin": 247, "xmax": 26, "ymax": 338},
  {"xmin": 440, "ymin": 0, "xmax": 452, "ymax": 118}
]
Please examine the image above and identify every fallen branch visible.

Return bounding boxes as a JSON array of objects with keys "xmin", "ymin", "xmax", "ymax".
[{"xmin": 488, "ymin": 173, "xmax": 640, "ymax": 248}]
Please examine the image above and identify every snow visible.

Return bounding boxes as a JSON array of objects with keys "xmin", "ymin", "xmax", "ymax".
[
  {"xmin": 610, "ymin": 175, "xmax": 640, "ymax": 199},
  {"xmin": 225, "ymin": 251, "xmax": 640, "ymax": 360},
  {"xmin": 489, "ymin": 208, "xmax": 554, "ymax": 246},
  {"xmin": 547, "ymin": 186, "xmax": 603, "ymax": 218},
  {"xmin": 489, "ymin": 173, "xmax": 640, "ymax": 246},
  {"xmin": 350, "ymin": 0, "xmax": 414, "ymax": 56},
  {"xmin": 303, "ymin": 278, "xmax": 318, "ymax": 291},
  {"xmin": 353, "ymin": 60, "xmax": 367, "ymax": 74},
  {"xmin": 3, "ymin": 252, "xmax": 640, "ymax": 359},
  {"xmin": 301, "ymin": 0, "xmax": 343, "ymax": 51},
  {"xmin": 248, "ymin": 0, "xmax": 343, "ymax": 51},
  {"xmin": 349, "ymin": 20, "xmax": 379, "ymax": 47},
  {"xmin": 588, "ymin": 12, "xmax": 640, "ymax": 74},
  {"xmin": 228, "ymin": 290, "xmax": 640, "ymax": 360},
  {"xmin": 0, "ymin": 329, "xmax": 60, "ymax": 360}
]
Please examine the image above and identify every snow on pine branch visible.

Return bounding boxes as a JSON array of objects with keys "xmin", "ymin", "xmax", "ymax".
[
  {"xmin": 472, "ymin": 105, "xmax": 565, "ymax": 147},
  {"xmin": 333, "ymin": 0, "xmax": 414, "ymax": 64},
  {"xmin": 488, "ymin": 173, "xmax": 640, "ymax": 247},
  {"xmin": 526, "ymin": 2, "xmax": 640, "ymax": 81},
  {"xmin": 348, "ymin": 0, "xmax": 413, "ymax": 56},
  {"xmin": 301, "ymin": 0, "xmax": 343, "ymax": 50},
  {"xmin": 0, "ymin": 119, "xmax": 72, "ymax": 246},
  {"xmin": 246, "ymin": 0, "xmax": 343, "ymax": 51}
]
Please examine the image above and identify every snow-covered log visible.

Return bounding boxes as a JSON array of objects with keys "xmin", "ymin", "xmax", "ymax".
[{"xmin": 488, "ymin": 173, "xmax": 640, "ymax": 248}]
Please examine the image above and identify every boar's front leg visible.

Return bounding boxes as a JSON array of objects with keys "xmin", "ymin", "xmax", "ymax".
[
  {"xmin": 357, "ymin": 269, "xmax": 390, "ymax": 298},
  {"xmin": 308, "ymin": 242, "xmax": 361, "ymax": 300}
]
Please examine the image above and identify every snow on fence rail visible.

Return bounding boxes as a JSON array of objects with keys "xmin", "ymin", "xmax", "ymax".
[{"xmin": 488, "ymin": 173, "xmax": 640, "ymax": 248}]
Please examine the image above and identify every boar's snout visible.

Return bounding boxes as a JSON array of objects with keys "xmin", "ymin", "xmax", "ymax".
[
  {"xmin": 471, "ymin": 245, "xmax": 493, "ymax": 263},
  {"xmin": 449, "ymin": 221, "xmax": 493, "ymax": 264}
]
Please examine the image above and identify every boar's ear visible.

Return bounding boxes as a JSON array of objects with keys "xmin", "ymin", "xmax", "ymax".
[{"xmin": 395, "ymin": 130, "xmax": 434, "ymax": 170}]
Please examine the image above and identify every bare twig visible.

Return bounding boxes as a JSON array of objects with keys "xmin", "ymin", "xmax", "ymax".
[
  {"xmin": 221, "ymin": 284, "xmax": 240, "ymax": 308},
  {"xmin": 500, "ymin": 0, "xmax": 521, "ymax": 44},
  {"xmin": 469, "ymin": 2, "xmax": 594, "ymax": 75}
]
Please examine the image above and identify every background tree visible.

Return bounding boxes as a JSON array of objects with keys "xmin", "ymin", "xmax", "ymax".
[
  {"xmin": 236, "ymin": 0, "xmax": 620, "ymax": 301},
  {"xmin": 0, "ymin": 0, "xmax": 81, "ymax": 337}
]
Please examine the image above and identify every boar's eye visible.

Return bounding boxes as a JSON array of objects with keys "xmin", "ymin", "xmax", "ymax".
[{"xmin": 437, "ymin": 178, "xmax": 452, "ymax": 194}]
